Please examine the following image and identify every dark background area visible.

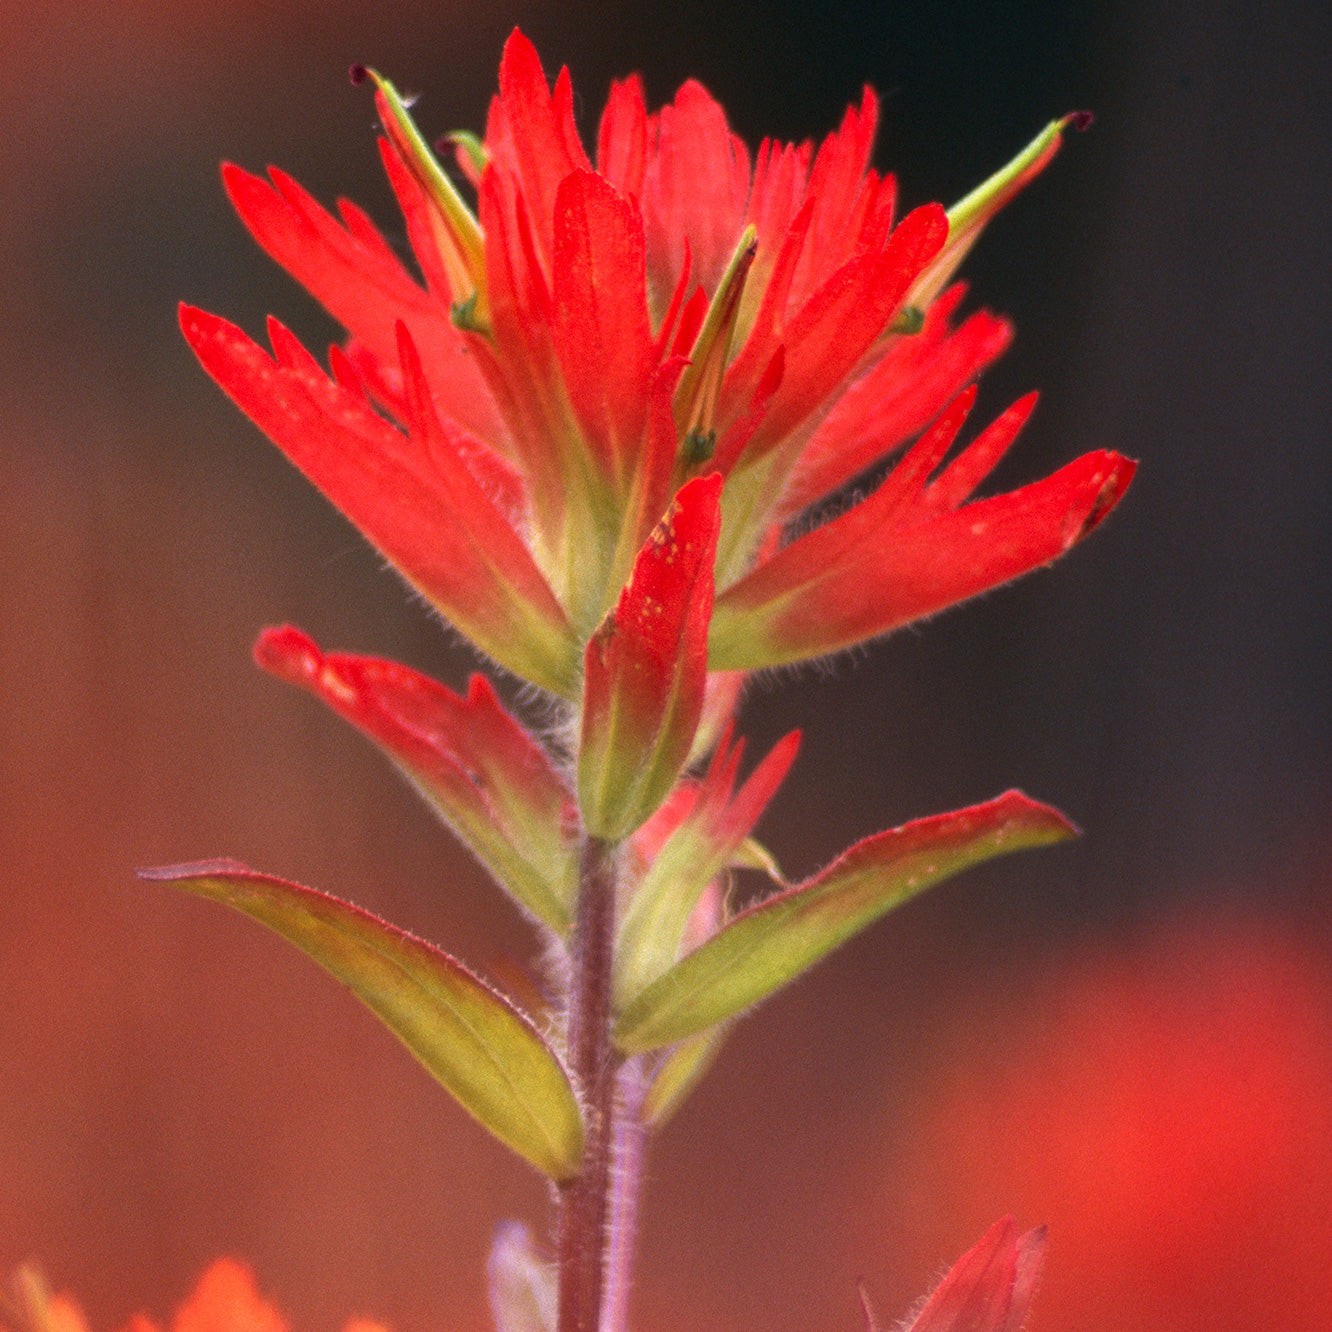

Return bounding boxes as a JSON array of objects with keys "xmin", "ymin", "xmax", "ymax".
[{"xmin": 3, "ymin": 2, "xmax": 1330, "ymax": 1331}]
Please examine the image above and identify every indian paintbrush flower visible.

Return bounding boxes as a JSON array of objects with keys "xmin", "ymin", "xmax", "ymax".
[
  {"xmin": 158, "ymin": 27, "xmax": 1133, "ymax": 1332},
  {"xmin": 180, "ymin": 29, "xmax": 1131, "ymax": 703}
]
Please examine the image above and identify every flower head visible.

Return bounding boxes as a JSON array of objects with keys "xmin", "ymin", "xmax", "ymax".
[{"xmin": 182, "ymin": 28, "xmax": 1132, "ymax": 710}]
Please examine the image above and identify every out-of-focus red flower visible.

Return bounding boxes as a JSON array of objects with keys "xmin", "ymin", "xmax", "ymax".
[
  {"xmin": 865, "ymin": 911, "xmax": 1332, "ymax": 1332},
  {"xmin": 5, "ymin": 1259, "xmax": 387, "ymax": 1332}
]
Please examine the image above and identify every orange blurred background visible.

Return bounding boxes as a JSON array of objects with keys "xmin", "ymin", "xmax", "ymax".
[{"xmin": 3, "ymin": 2, "xmax": 1331, "ymax": 1331}]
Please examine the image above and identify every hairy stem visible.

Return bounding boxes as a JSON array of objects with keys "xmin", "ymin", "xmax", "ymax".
[
  {"xmin": 557, "ymin": 837, "xmax": 621, "ymax": 1332},
  {"xmin": 602, "ymin": 1060, "xmax": 648, "ymax": 1332}
]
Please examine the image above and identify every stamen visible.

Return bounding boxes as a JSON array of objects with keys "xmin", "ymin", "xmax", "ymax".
[
  {"xmin": 889, "ymin": 305, "xmax": 925, "ymax": 336},
  {"xmin": 360, "ymin": 67, "xmax": 490, "ymax": 329},
  {"xmin": 674, "ymin": 226, "xmax": 758, "ymax": 468}
]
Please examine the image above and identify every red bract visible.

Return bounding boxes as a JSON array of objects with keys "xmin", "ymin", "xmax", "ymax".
[
  {"xmin": 254, "ymin": 626, "xmax": 578, "ymax": 931},
  {"xmin": 899, "ymin": 1217, "xmax": 1046, "ymax": 1332},
  {"xmin": 182, "ymin": 27, "xmax": 1131, "ymax": 696},
  {"xmin": 8, "ymin": 1259, "xmax": 384, "ymax": 1332},
  {"xmin": 579, "ymin": 473, "xmax": 722, "ymax": 840}
]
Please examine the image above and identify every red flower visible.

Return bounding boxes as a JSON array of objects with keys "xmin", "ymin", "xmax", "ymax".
[
  {"xmin": 182, "ymin": 27, "xmax": 1132, "ymax": 714},
  {"xmin": 5, "ymin": 1259, "xmax": 386, "ymax": 1332},
  {"xmin": 163, "ymin": 33, "xmax": 1119, "ymax": 1195}
]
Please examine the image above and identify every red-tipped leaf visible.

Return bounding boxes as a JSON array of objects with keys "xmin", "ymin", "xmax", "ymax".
[
  {"xmin": 614, "ymin": 725, "xmax": 800, "ymax": 1007},
  {"xmin": 903, "ymin": 1216, "xmax": 1047, "ymax": 1332},
  {"xmin": 614, "ymin": 791, "xmax": 1076, "ymax": 1051},
  {"xmin": 141, "ymin": 861, "xmax": 583, "ymax": 1179},
  {"xmin": 255, "ymin": 627, "xmax": 577, "ymax": 932},
  {"xmin": 710, "ymin": 390, "xmax": 1135, "ymax": 669}
]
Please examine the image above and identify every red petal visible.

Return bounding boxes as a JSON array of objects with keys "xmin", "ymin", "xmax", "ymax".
[
  {"xmin": 180, "ymin": 305, "xmax": 577, "ymax": 693},
  {"xmin": 785, "ymin": 290, "xmax": 1013, "ymax": 510},
  {"xmin": 711, "ymin": 393, "xmax": 1135, "ymax": 669},
  {"xmin": 171, "ymin": 1260, "xmax": 286, "ymax": 1332},
  {"xmin": 923, "ymin": 392, "xmax": 1038, "ymax": 511},
  {"xmin": 393, "ymin": 321, "xmax": 529, "ymax": 521},
  {"xmin": 653, "ymin": 241, "xmax": 696, "ymax": 361},
  {"xmin": 643, "ymin": 79, "xmax": 751, "ymax": 300},
  {"xmin": 853, "ymin": 385, "xmax": 976, "ymax": 522},
  {"xmin": 733, "ymin": 203, "xmax": 949, "ymax": 473},
  {"xmin": 552, "ymin": 171, "xmax": 655, "ymax": 491},
  {"xmin": 597, "ymin": 74, "xmax": 649, "ymax": 198},
  {"xmin": 617, "ymin": 355, "xmax": 692, "ymax": 571},
  {"xmin": 787, "ymin": 88, "xmax": 890, "ymax": 311},
  {"xmin": 489, "ymin": 29, "xmax": 592, "ymax": 265},
  {"xmin": 631, "ymin": 779, "xmax": 704, "ymax": 868},
  {"xmin": 579, "ymin": 473, "xmax": 723, "ymax": 840},
  {"xmin": 745, "ymin": 138, "xmax": 815, "ymax": 304},
  {"xmin": 377, "ymin": 134, "xmax": 457, "ymax": 302},
  {"xmin": 719, "ymin": 197, "xmax": 815, "ymax": 427},
  {"xmin": 221, "ymin": 163, "xmax": 503, "ymax": 447},
  {"xmin": 904, "ymin": 1217, "xmax": 1047, "ymax": 1332},
  {"xmin": 715, "ymin": 727, "xmax": 801, "ymax": 846},
  {"xmin": 470, "ymin": 167, "xmax": 575, "ymax": 520}
]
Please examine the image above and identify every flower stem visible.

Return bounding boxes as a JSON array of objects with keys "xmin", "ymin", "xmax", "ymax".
[
  {"xmin": 602, "ymin": 1060, "xmax": 648, "ymax": 1332},
  {"xmin": 557, "ymin": 836, "xmax": 621, "ymax": 1332}
]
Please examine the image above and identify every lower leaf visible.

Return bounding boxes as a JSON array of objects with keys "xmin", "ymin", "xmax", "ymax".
[
  {"xmin": 141, "ymin": 860, "xmax": 584, "ymax": 1180},
  {"xmin": 614, "ymin": 791, "xmax": 1076, "ymax": 1052}
]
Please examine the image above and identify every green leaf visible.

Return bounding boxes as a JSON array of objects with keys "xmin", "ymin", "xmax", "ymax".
[
  {"xmin": 614, "ymin": 791, "xmax": 1076, "ymax": 1052},
  {"xmin": 142, "ymin": 861, "xmax": 584, "ymax": 1179},
  {"xmin": 642, "ymin": 1025, "xmax": 729, "ymax": 1127}
]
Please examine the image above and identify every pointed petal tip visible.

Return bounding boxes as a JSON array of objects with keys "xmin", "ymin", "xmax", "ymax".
[
  {"xmin": 253, "ymin": 623, "xmax": 323, "ymax": 683},
  {"xmin": 500, "ymin": 26, "xmax": 543, "ymax": 79},
  {"xmin": 177, "ymin": 300, "xmax": 213, "ymax": 336},
  {"xmin": 218, "ymin": 160, "xmax": 256, "ymax": 192},
  {"xmin": 1064, "ymin": 450, "xmax": 1137, "ymax": 547}
]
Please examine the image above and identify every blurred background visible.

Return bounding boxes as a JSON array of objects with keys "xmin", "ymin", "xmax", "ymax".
[{"xmin": 2, "ymin": 1, "xmax": 1330, "ymax": 1330}]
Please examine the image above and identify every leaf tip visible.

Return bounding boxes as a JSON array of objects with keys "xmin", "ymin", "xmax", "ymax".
[{"xmin": 997, "ymin": 789, "xmax": 1081, "ymax": 841}]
